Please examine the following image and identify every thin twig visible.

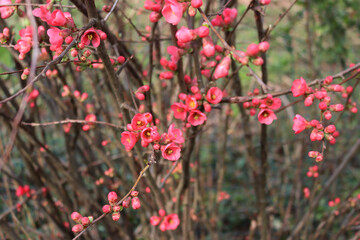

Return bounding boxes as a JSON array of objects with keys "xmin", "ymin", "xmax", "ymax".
[
  {"xmin": 21, "ymin": 119, "xmax": 124, "ymax": 129},
  {"xmin": 72, "ymin": 164, "xmax": 150, "ymax": 240},
  {"xmin": 102, "ymin": 0, "xmax": 120, "ymax": 22},
  {"xmin": 262, "ymin": 0, "xmax": 298, "ymax": 41}
]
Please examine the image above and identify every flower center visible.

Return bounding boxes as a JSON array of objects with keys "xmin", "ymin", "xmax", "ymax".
[
  {"xmin": 211, "ymin": 94, "xmax": 216, "ymax": 100},
  {"xmin": 167, "ymin": 149, "xmax": 173, "ymax": 154},
  {"xmin": 88, "ymin": 34, "xmax": 94, "ymax": 40}
]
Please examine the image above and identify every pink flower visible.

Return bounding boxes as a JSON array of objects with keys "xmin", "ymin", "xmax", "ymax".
[
  {"xmin": 176, "ymin": 26, "xmax": 196, "ymax": 43},
  {"xmin": 188, "ymin": 110, "xmax": 207, "ymax": 126},
  {"xmin": 167, "ymin": 45, "xmax": 183, "ymax": 63},
  {"xmin": 260, "ymin": 0, "xmax": 271, "ymax": 5},
  {"xmin": 259, "ymin": 41, "xmax": 270, "ymax": 52},
  {"xmin": 206, "ymin": 87, "xmax": 223, "ymax": 104},
  {"xmin": 0, "ymin": 0, "xmax": 15, "ymax": 19},
  {"xmin": 159, "ymin": 71, "xmax": 174, "ymax": 80},
  {"xmin": 195, "ymin": 26, "xmax": 209, "ymax": 38},
  {"xmin": 131, "ymin": 113, "xmax": 148, "ymax": 131},
  {"xmin": 15, "ymin": 39, "xmax": 32, "ymax": 54},
  {"xmin": 185, "ymin": 95, "xmax": 198, "ymax": 110},
  {"xmin": 48, "ymin": 10, "xmax": 67, "ymax": 26},
  {"xmin": 162, "ymin": 0, "xmax": 183, "ymax": 25},
  {"xmin": 163, "ymin": 214, "xmax": 180, "ymax": 230},
  {"xmin": 131, "ymin": 197, "xmax": 141, "ymax": 209},
  {"xmin": 222, "ymin": 8, "xmax": 237, "ymax": 25},
  {"xmin": 260, "ymin": 94, "xmax": 281, "ymax": 110},
  {"xmin": 246, "ymin": 43, "xmax": 259, "ymax": 57},
  {"xmin": 202, "ymin": 36, "xmax": 215, "ymax": 57},
  {"xmin": 47, "ymin": 27, "xmax": 64, "ymax": 51},
  {"xmin": 291, "ymin": 77, "xmax": 308, "ymax": 97},
  {"xmin": 32, "ymin": 6, "xmax": 51, "ymax": 22},
  {"xmin": 213, "ymin": 56, "xmax": 231, "ymax": 79},
  {"xmin": 171, "ymin": 102, "xmax": 188, "ymax": 120},
  {"xmin": 81, "ymin": 28, "xmax": 101, "ymax": 48},
  {"xmin": 150, "ymin": 216, "xmax": 162, "ymax": 226},
  {"xmin": 293, "ymin": 114, "xmax": 308, "ymax": 134},
  {"xmin": 141, "ymin": 127, "xmax": 160, "ymax": 143},
  {"xmin": 191, "ymin": 0, "xmax": 202, "ymax": 8},
  {"xmin": 257, "ymin": 109, "xmax": 277, "ymax": 125},
  {"xmin": 162, "ymin": 143, "xmax": 181, "ymax": 161},
  {"xmin": 167, "ymin": 124, "xmax": 184, "ymax": 144},
  {"xmin": 211, "ymin": 15, "xmax": 224, "ymax": 27},
  {"xmin": 121, "ymin": 131, "xmax": 137, "ymax": 151}
]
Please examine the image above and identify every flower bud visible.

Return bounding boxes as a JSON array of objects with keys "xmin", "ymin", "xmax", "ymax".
[
  {"xmin": 131, "ymin": 197, "xmax": 141, "ymax": 210},
  {"xmin": 71, "ymin": 212, "xmax": 83, "ymax": 223},
  {"xmin": 112, "ymin": 212, "xmax": 121, "ymax": 221},
  {"xmin": 122, "ymin": 197, "xmax": 131, "ymax": 208},
  {"xmin": 72, "ymin": 224, "xmax": 84, "ymax": 233},
  {"xmin": 102, "ymin": 204, "xmax": 111, "ymax": 213},
  {"xmin": 108, "ymin": 191, "xmax": 118, "ymax": 205},
  {"xmin": 131, "ymin": 191, "xmax": 139, "ymax": 197}
]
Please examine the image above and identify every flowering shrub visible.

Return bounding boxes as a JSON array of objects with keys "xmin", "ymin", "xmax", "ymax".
[{"xmin": 0, "ymin": 0, "xmax": 359, "ymax": 239}]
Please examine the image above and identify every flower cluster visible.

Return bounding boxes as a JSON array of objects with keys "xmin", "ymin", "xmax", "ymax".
[
  {"xmin": 243, "ymin": 91, "xmax": 281, "ymax": 125},
  {"xmin": 121, "ymin": 113, "xmax": 184, "ymax": 161},
  {"xmin": 16, "ymin": 185, "xmax": 32, "ymax": 198},
  {"xmin": 102, "ymin": 191, "xmax": 141, "ymax": 222},
  {"xmin": 0, "ymin": 27, "xmax": 10, "ymax": 44},
  {"xmin": 135, "ymin": 85, "xmax": 150, "ymax": 101},
  {"xmin": 306, "ymin": 165, "xmax": 319, "ymax": 178},
  {"xmin": 211, "ymin": 8, "xmax": 238, "ymax": 30},
  {"xmin": 70, "ymin": 212, "xmax": 94, "ymax": 233},
  {"xmin": 171, "ymin": 86, "xmax": 223, "ymax": 127},
  {"xmin": 233, "ymin": 41, "xmax": 270, "ymax": 66},
  {"xmin": 0, "ymin": 0, "xmax": 15, "ymax": 19},
  {"xmin": 291, "ymin": 75, "xmax": 356, "ymax": 165},
  {"xmin": 150, "ymin": 209, "xmax": 180, "ymax": 231}
]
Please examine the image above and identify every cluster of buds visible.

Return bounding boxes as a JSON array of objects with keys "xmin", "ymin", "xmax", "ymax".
[
  {"xmin": 175, "ymin": 25, "xmax": 209, "ymax": 46},
  {"xmin": 0, "ymin": 27, "xmax": 10, "ymax": 44},
  {"xmin": 102, "ymin": 191, "xmax": 141, "ymax": 221},
  {"xmin": 21, "ymin": 68, "xmax": 30, "ymax": 80},
  {"xmin": 159, "ymin": 46, "xmax": 186, "ymax": 80},
  {"xmin": 292, "ymin": 76, "xmax": 356, "ymax": 117},
  {"xmin": 328, "ymin": 197, "xmax": 341, "ymax": 207},
  {"xmin": 16, "ymin": 185, "xmax": 32, "ymax": 198},
  {"xmin": 306, "ymin": 165, "xmax": 319, "ymax": 178},
  {"xmin": 104, "ymin": 168, "xmax": 114, "ymax": 177},
  {"xmin": 45, "ymin": 69, "xmax": 58, "ymax": 78},
  {"xmin": 303, "ymin": 187, "xmax": 310, "ymax": 198},
  {"xmin": 121, "ymin": 112, "xmax": 184, "ymax": 161},
  {"xmin": 61, "ymin": 85, "xmax": 88, "ymax": 102},
  {"xmin": 211, "ymin": 8, "xmax": 238, "ymax": 30},
  {"xmin": 135, "ymin": 85, "xmax": 150, "ymax": 101},
  {"xmin": 233, "ymin": 42, "xmax": 270, "ymax": 66},
  {"xmin": 70, "ymin": 212, "xmax": 94, "ymax": 233},
  {"xmin": 27, "ymin": 89, "xmax": 39, "ymax": 108},
  {"xmin": 243, "ymin": 93, "xmax": 282, "ymax": 125},
  {"xmin": 308, "ymin": 151, "xmax": 324, "ymax": 162}
]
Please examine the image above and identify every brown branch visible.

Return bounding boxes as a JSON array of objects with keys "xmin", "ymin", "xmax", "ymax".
[
  {"xmin": 21, "ymin": 119, "xmax": 124, "ymax": 129},
  {"xmin": 221, "ymin": 62, "xmax": 360, "ymax": 104},
  {"xmin": 102, "ymin": 0, "xmax": 120, "ymax": 22},
  {"xmin": 0, "ymin": 3, "xmax": 76, "ymax": 8}
]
